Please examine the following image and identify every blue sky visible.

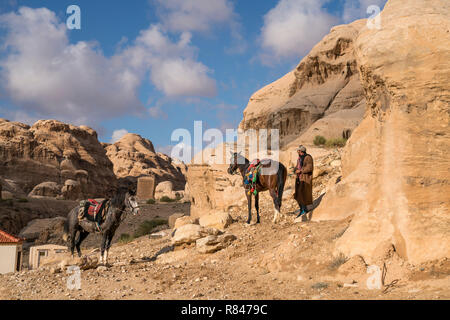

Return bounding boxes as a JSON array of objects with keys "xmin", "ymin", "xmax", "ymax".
[{"xmin": 0, "ymin": 0, "xmax": 386, "ymax": 155}]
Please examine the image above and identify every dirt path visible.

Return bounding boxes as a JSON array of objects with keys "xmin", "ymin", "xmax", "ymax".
[{"xmin": 1, "ymin": 196, "xmax": 448, "ymax": 300}]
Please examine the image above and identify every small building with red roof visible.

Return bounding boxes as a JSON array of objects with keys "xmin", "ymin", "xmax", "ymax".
[{"xmin": 0, "ymin": 229, "xmax": 23, "ymax": 274}]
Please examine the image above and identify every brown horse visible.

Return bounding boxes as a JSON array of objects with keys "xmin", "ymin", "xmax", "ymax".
[{"xmin": 228, "ymin": 152, "xmax": 287, "ymax": 224}]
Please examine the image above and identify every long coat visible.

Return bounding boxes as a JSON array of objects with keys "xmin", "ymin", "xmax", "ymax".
[{"xmin": 294, "ymin": 154, "xmax": 314, "ymax": 206}]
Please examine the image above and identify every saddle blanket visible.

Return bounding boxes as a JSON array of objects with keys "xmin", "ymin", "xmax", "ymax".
[
  {"xmin": 78, "ymin": 199, "xmax": 107, "ymax": 222},
  {"xmin": 86, "ymin": 199, "xmax": 105, "ymax": 216}
]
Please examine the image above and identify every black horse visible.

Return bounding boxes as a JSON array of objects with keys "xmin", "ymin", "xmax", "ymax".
[
  {"xmin": 63, "ymin": 188, "xmax": 140, "ymax": 265},
  {"xmin": 228, "ymin": 152, "xmax": 287, "ymax": 224}
]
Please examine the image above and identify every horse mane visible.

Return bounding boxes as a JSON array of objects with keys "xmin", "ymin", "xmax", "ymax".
[
  {"xmin": 110, "ymin": 188, "xmax": 128, "ymax": 208},
  {"xmin": 235, "ymin": 153, "xmax": 250, "ymax": 165}
]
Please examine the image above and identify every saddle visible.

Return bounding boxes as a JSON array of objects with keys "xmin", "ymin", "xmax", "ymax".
[
  {"xmin": 78, "ymin": 199, "xmax": 108, "ymax": 224},
  {"xmin": 244, "ymin": 159, "xmax": 265, "ymax": 196}
]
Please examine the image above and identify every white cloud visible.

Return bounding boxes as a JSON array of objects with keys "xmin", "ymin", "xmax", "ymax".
[
  {"xmin": 119, "ymin": 24, "xmax": 217, "ymax": 98},
  {"xmin": 151, "ymin": 58, "xmax": 216, "ymax": 97},
  {"xmin": 0, "ymin": 7, "xmax": 218, "ymax": 126},
  {"xmin": 0, "ymin": 7, "xmax": 145, "ymax": 125},
  {"xmin": 154, "ymin": 0, "xmax": 247, "ymax": 55},
  {"xmin": 260, "ymin": 0, "xmax": 338, "ymax": 62},
  {"xmin": 342, "ymin": 0, "xmax": 387, "ymax": 23},
  {"xmin": 148, "ymin": 106, "xmax": 167, "ymax": 119},
  {"xmin": 154, "ymin": 0, "xmax": 234, "ymax": 33},
  {"xmin": 111, "ymin": 129, "xmax": 129, "ymax": 143}
]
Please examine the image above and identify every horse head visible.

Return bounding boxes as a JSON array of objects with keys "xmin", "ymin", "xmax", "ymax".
[
  {"xmin": 124, "ymin": 189, "xmax": 140, "ymax": 215},
  {"xmin": 227, "ymin": 151, "xmax": 244, "ymax": 175}
]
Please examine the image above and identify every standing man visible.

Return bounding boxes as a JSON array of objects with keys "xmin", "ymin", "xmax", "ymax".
[{"xmin": 294, "ymin": 146, "xmax": 314, "ymax": 218}]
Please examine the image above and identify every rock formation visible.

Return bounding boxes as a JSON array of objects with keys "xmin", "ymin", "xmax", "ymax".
[
  {"xmin": 239, "ymin": 19, "xmax": 367, "ymax": 148},
  {"xmin": 312, "ymin": 0, "xmax": 450, "ymax": 264},
  {"xmin": 104, "ymin": 133, "xmax": 186, "ymax": 191},
  {"xmin": 186, "ymin": 164, "xmax": 247, "ymax": 219},
  {"xmin": 0, "ymin": 119, "xmax": 117, "ymax": 199}
]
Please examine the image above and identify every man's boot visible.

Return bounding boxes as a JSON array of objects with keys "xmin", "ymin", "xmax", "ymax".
[{"xmin": 296, "ymin": 205, "xmax": 308, "ymax": 218}]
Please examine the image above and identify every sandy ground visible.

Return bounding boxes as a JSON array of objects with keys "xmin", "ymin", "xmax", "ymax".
[{"xmin": 0, "ymin": 193, "xmax": 448, "ymax": 301}]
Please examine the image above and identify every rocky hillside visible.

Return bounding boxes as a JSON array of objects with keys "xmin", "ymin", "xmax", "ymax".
[
  {"xmin": 104, "ymin": 133, "xmax": 186, "ymax": 191},
  {"xmin": 312, "ymin": 0, "xmax": 450, "ymax": 264},
  {"xmin": 240, "ymin": 19, "xmax": 367, "ymax": 148},
  {"xmin": 0, "ymin": 119, "xmax": 117, "ymax": 199},
  {"xmin": 187, "ymin": 0, "xmax": 449, "ymax": 268}
]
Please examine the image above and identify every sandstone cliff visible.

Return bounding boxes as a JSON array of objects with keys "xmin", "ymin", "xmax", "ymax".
[
  {"xmin": 104, "ymin": 133, "xmax": 186, "ymax": 191},
  {"xmin": 240, "ymin": 19, "xmax": 367, "ymax": 147},
  {"xmin": 0, "ymin": 119, "xmax": 117, "ymax": 199},
  {"xmin": 312, "ymin": 0, "xmax": 450, "ymax": 264}
]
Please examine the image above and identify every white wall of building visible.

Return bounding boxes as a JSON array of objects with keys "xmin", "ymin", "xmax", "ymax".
[{"xmin": 0, "ymin": 244, "xmax": 21, "ymax": 274}]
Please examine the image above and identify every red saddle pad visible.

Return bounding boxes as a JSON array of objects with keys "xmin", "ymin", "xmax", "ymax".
[{"xmin": 87, "ymin": 199, "xmax": 103, "ymax": 216}]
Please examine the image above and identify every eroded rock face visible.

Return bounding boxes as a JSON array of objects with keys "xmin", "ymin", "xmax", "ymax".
[
  {"xmin": 105, "ymin": 133, "xmax": 186, "ymax": 191},
  {"xmin": 0, "ymin": 119, "xmax": 117, "ymax": 198},
  {"xmin": 239, "ymin": 19, "xmax": 367, "ymax": 147},
  {"xmin": 313, "ymin": 0, "xmax": 450, "ymax": 264},
  {"xmin": 186, "ymin": 164, "xmax": 246, "ymax": 219}
]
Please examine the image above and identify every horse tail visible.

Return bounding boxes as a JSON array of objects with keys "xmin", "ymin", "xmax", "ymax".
[
  {"xmin": 62, "ymin": 208, "xmax": 73, "ymax": 242},
  {"xmin": 62, "ymin": 218, "xmax": 69, "ymax": 242},
  {"xmin": 276, "ymin": 162, "xmax": 287, "ymax": 208}
]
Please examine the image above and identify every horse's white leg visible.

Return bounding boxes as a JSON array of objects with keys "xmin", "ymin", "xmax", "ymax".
[
  {"xmin": 99, "ymin": 253, "xmax": 104, "ymax": 265},
  {"xmin": 273, "ymin": 208, "xmax": 278, "ymax": 224}
]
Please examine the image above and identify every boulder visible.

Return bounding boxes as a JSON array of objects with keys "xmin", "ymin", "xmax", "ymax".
[
  {"xmin": 186, "ymin": 161, "xmax": 246, "ymax": 219},
  {"xmin": 199, "ymin": 212, "xmax": 233, "ymax": 231},
  {"xmin": 171, "ymin": 224, "xmax": 207, "ymax": 246},
  {"xmin": 196, "ymin": 233, "xmax": 237, "ymax": 254},
  {"xmin": 155, "ymin": 181, "xmax": 183, "ymax": 200},
  {"xmin": 168, "ymin": 213, "xmax": 185, "ymax": 229},
  {"xmin": 196, "ymin": 235, "xmax": 219, "ymax": 247},
  {"xmin": 174, "ymin": 216, "xmax": 199, "ymax": 229},
  {"xmin": 61, "ymin": 179, "xmax": 82, "ymax": 200},
  {"xmin": 28, "ymin": 182, "xmax": 61, "ymax": 198}
]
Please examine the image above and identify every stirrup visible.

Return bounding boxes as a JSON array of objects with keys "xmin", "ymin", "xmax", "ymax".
[{"xmin": 95, "ymin": 222, "xmax": 102, "ymax": 233}]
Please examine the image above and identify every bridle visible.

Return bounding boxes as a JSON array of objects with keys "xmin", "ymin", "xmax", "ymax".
[
  {"xmin": 113, "ymin": 194, "xmax": 140, "ymax": 223},
  {"xmin": 125, "ymin": 195, "xmax": 140, "ymax": 216},
  {"xmin": 228, "ymin": 153, "xmax": 243, "ymax": 176}
]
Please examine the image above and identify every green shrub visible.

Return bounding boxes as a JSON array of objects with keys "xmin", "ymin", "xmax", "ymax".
[
  {"xmin": 160, "ymin": 196, "xmax": 176, "ymax": 203},
  {"xmin": 134, "ymin": 219, "xmax": 168, "ymax": 238},
  {"xmin": 325, "ymin": 138, "xmax": 347, "ymax": 148},
  {"xmin": 146, "ymin": 199, "xmax": 156, "ymax": 204},
  {"xmin": 118, "ymin": 233, "xmax": 134, "ymax": 244},
  {"xmin": 314, "ymin": 135, "xmax": 327, "ymax": 146}
]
